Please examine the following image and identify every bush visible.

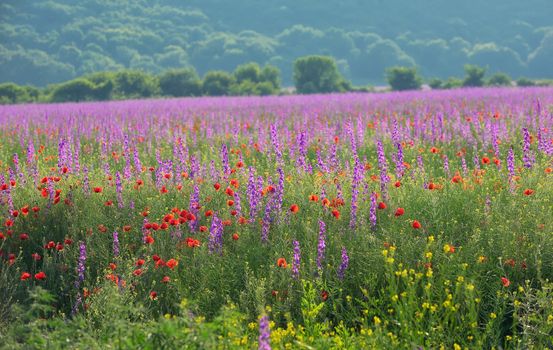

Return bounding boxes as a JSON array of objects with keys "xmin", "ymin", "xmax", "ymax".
[
  {"xmin": 50, "ymin": 79, "xmax": 97, "ymax": 102},
  {"xmin": 293, "ymin": 55, "xmax": 349, "ymax": 94},
  {"xmin": 443, "ymin": 77, "xmax": 463, "ymax": 89},
  {"xmin": 386, "ymin": 66, "xmax": 422, "ymax": 91},
  {"xmin": 462, "ymin": 64, "xmax": 486, "ymax": 87},
  {"xmin": 428, "ymin": 78, "xmax": 443, "ymax": 89},
  {"xmin": 202, "ymin": 71, "xmax": 235, "ymax": 96},
  {"xmin": 487, "ymin": 72, "xmax": 512, "ymax": 86},
  {"xmin": 516, "ymin": 77, "xmax": 535, "ymax": 87},
  {"xmin": 159, "ymin": 68, "xmax": 202, "ymax": 97},
  {"xmin": 113, "ymin": 70, "xmax": 159, "ymax": 98}
]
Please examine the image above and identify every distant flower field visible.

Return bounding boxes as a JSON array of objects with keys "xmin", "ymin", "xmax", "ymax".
[{"xmin": 0, "ymin": 88, "xmax": 552, "ymax": 349}]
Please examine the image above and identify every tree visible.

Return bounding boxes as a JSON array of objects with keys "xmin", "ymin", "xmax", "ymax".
[
  {"xmin": 487, "ymin": 72, "xmax": 512, "ymax": 86},
  {"xmin": 462, "ymin": 64, "xmax": 486, "ymax": 87},
  {"xmin": 293, "ymin": 55, "xmax": 348, "ymax": 94},
  {"xmin": 0, "ymin": 83, "xmax": 31, "ymax": 103},
  {"xmin": 159, "ymin": 68, "xmax": 202, "ymax": 97},
  {"xmin": 234, "ymin": 63, "xmax": 261, "ymax": 84},
  {"xmin": 386, "ymin": 66, "xmax": 422, "ymax": 91},
  {"xmin": 428, "ymin": 78, "xmax": 443, "ymax": 89},
  {"xmin": 260, "ymin": 65, "xmax": 281, "ymax": 89},
  {"xmin": 113, "ymin": 70, "xmax": 159, "ymax": 98},
  {"xmin": 50, "ymin": 79, "xmax": 96, "ymax": 102},
  {"xmin": 516, "ymin": 77, "xmax": 535, "ymax": 87},
  {"xmin": 202, "ymin": 71, "xmax": 235, "ymax": 96}
]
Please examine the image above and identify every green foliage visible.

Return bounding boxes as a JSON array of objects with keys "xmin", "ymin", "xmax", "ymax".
[
  {"xmin": 294, "ymin": 55, "xmax": 349, "ymax": 94},
  {"xmin": 442, "ymin": 77, "xmax": 464, "ymax": 89},
  {"xmin": 202, "ymin": 71, "xmax": 235, "ymax": 96},
  {"xmin": 487, "ymin": 72, "xmax": 512, "ymax": 86},
  {"xmin": 0, "ymin": 83, "xmax": 36, "ymax": 104},
  {"xmin": 386, "ymin": 66, "xmax": 422, "ymax": 91},
  {"xmin": 50, "ymin": 78, "xmax": 97, "ymax": 102},
  {"xmin": 113, "ymin": 70, "xmax": 159, "ymax": 98},
  {"xmin": 428, "ymin": 78, "xmax": 443, "ymax": 89},
  {"xmin": 159, "ymin": 68, "xmax": 202, "ymax": 97},
  {"xmin": 463, "ymin": 64, "xmax": 487, "ymax": 87},
  {"xmin": 516, "ymin": 77, "xmax": 535, "ymax": 87}
]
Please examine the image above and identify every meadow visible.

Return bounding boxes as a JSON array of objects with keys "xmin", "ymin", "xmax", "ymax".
[{"xmin": 0, "ymin": 88, "xmax": 552, "ymax": 349}]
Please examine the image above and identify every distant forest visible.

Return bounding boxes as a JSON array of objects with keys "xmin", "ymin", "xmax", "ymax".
[{"xmin": 1, "ymin": 0, "xmax": 552, "ymax": 87}]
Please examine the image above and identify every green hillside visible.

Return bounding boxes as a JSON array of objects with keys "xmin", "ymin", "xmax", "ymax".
[{"xmin": 1, "ymin": 0, "xmax": 552, "ymax": 86}]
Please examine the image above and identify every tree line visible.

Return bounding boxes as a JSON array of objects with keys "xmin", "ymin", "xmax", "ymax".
[
  {"xmin": 1, "ymin": 0, "xmax": 552, "ymax": 87},
  {"xmin": 1, "ymin": 56, "xmax": 551, "ymax": 104}
]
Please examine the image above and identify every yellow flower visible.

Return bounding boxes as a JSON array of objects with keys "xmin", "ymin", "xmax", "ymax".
[
  {"xmin": 428, "ymin": 235, "xmax": 435, "ymax": 243},
  {"xmin": 454, "ymin": 344, "xmax": 461, "ymax": 350},
  {"xmin": 425, "ymin": 252, "xmax": 433, "ymax": 259},
  {"xmin": 373, "ymin": 316, "xmax": 381, "ymax": 325},
  {"xmin": 490, "ymin": 312, "xmax": 497, "ymax": 319}
]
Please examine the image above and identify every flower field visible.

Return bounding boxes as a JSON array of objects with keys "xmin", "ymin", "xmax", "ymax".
[{"xmin": 0, "ymin": 88, "xmax": 552, "ymax": 349}]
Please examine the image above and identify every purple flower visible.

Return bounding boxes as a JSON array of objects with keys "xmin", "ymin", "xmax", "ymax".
[
  {"xmin": 113, "ymin": 231, "xmax": 120, "ymax": 257},
  {"xmin": 258, "ymin": 315, "xmax": 271, "ymax": 350},
  {"xmin": 317, "ymin": 220, "xmax": 326, "ymax": 274},
  {"xmin": 115, "ymin": 172, "xmax": 124, "ymax": 208},
  {"xmin": 369, "ymin": 192, "xmax": 377, "ymax": 230},
  {"xmin": 337, "ymin": 247, "xmax": 349, "ymax": 280},
  {"xmin": 208, "ymin": 215, "xmax": 224, "ymax": 255},
  {"xmin": 292, "ymin": 240, "xmax": 301, "ymax": 279}
]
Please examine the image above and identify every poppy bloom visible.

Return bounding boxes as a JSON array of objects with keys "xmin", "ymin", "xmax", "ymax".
[
  {"xmin": 277, "ymin": 258, "xmax": 287, "ymax": 268},
  {"xmin": 309, "ymin": 194, "xmax": 319, "ymax": 202},
  {"xmin": 19, "ymin": 233, "xmax": 29, "ymax": 240},
  {"xmin": 225, "ymin": 187, "xmax": 234, "ymax": 197},
  {"xmin": 205, "ymin": 210, "xmax": 213, "ymax": 217},
  {"xmin": 232, "ymin": 233, "xmax": 239, "ymax": 240},
  {"xmin": 227, "ymin": 200, "xmax": 234, "ymax": 207},
  {"xmin": 321, "ymin": 290, "xmax": 329, "ymax": 301},
  {"xmin": 395, "ymin": 207, "xmax": 405, "ymax": 217},
  {"xmin": 109, "ymin": 263, "xmax": 117, "ymax": 270},
  {"xmin": 123, "ymin": 225, "xmax": 132, "ymax": 232},
  {"xmin": 501, "ymin": 277, "xmax": 510, "ymax": 287},
  {"xmin": 482, "ymin": 157, "xmax": 490, "ymax": 165},
  {"xmin": 523, "ymin": 189, "xmax": 534, "ymax": 196},
  {"xmin": 133, "ymin": 269, "xmax": 143, "ymax": 276},
  {"xmin": 394, "ymin": 181, "xmax": 401, "ymax": 188},
  {"xmin": 290, "ymin": 204, "xmax": 299, "ymax": 213},
  {"xmin": 166, "ymin": 259, "xmax": 178, "ymax": 270},
  {"xmin": 34, "ymin": 271, "xmax": 46, "ymax": 280},
  {"xmin": 199, "ymin": 225, "xmax": 207, "ymax": 232},
  {"xmin": 214, "ymin": 183, "xmax": 221, "ymax": 191},
  {"xmin": 135, "ymin": 259, "xmax": 145, "ymax": 266},
  {"xmin": 20, "ymin": 272, "xmax": 31, "ymax": 281},
  {"xmin": 93, "ymin": 187, "xmax": 103, "ymax": 193},
  {"xmin": 412, "ymin": 220, "xmax": 421, "ymax": 229},
  {"xmin": 32, "ymin": 253, "xmax": 41, "ymax": 261},
  {"xmin": 149, "ymin": 291, "xmax": 158, "ymax": 300},
  {"xmin": 162, "ymin": 276, "xmax": 170, "ymax": 283},
  {"xmin": 145, "ymin": 235, "xmax": 155, "ymax": 244},
  {"xmin": 378, "ymin": 202, "xmax": 387, "ymax": 210}
]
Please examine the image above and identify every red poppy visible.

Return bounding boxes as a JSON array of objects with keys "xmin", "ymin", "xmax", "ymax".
[
  {"xmin": 227, "ymin": 200, "xmax": 235, "ymax": 207},
  {"xmin": 93, "ymin": 187, "xmax": 103, "ymax": 193},
  {"xmin": 145, "ymin": 235, "xmax": 155, "ymax": 244},
  {"xmin": 321, "ymin": 290, "xmax": 329, "ymax": 301},
  {"xmin": 149, "ymin": 291, "xmax": 158, "ymax": 300},
  {"xmin": 482, "ymin": 157, "xmax": 490, "ymax": 165},
  {"xmin": 309, "ymin": 194, "xmax": 319, "ymax": 202},
  {"xmin": 331, "ymin": 209, "xmax": 341, "ymax": 219},
  {"xmin": 135, "ymin": 259, "xmax": 145, "ymax": 266},
  {"xmin": 395, "ymin": 207, "xmax": 405, "ymax": 217},
  {"xmin": 225, "ymin": 187, "xmax": 234, "ymax": 197},
  {"xmin": 109, "ymin": 263, "xmax": 117, "ymax": 270},
  {"xmin": 123, "ymin": 225, "xmax": 132, "ymax": 232},
  {"xmin": 162, "ymin": 276, "xmax": 170, "ymax": 283},
  {"xmin": 412, "ymin": 220, "xmax": 421, "ymax": 229},
  {"xmin": 523, "ymin": 189, "xmax": 534, "ymax": 196},
  {"xmin": 378, "ymin": 202, "xmax": 387, "ymax": 210},
  {"xmin": 20, "ymin": 272, "xmax": 31, "ymax": 281},
  {"xmin": 166, "ymin": 259, "xmax": 178, "ymax": 270},
  {"xmin": 277, "ymin": 258, "xmax": 287, "ymax": 268},
  {"xmin": 19, "ymin": 233, "xmax": 29, "ymax": 240},
  {"xmin": 205, "ymin": 210, "xmax": 213, "ymax": 217},
  {"xmin": 34, "ymin": 271, "xmax": 46, "ymax": 280},
  {"xmin": 290, "ymin": 204, "xmax": 299, "ymax": 213},
  {"xmin": 394, "ymin": 181, "xmax": 401, "ymax": 188},
  {"xmin": 105, "ymin": 200, "xmax": 113, "ymax": 206},
  {"xmin": 133, "ymin": 269, "xmax": 143, "ymax": 276},
  {"xmin": 501, "ymin": 277, "xmax": 510, "ymax": 287},
  {"xmin": 214, "ymin": 183, "xmax": 221, "ymax": 191},
  {"xmin": 232, "ymin": 233, "xmax": 239, "ymax": 240},
  {"xmin": 32, "ymin": 253, "xmax": 41, "ymax": 261}
]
